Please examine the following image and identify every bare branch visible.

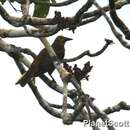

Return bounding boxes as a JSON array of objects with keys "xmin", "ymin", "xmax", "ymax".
[
  {"xmin": 109, "ymin": 0, "xmax": 130, "ymax": 40},
  {"xmin": 94, "ymin": 1, "xmax": 130, "ymax": 50},
  {"xmin": 104, "ymin": 101, "xmax": 130, "ymax": 114},
  {"xmin": 89, "ymin": 97, "xmax": 116, "ymax": 130},
  {"xmin": 82, "ymin": 0, "xmax": 128, "ymax": 19},
  {"xmin": 70, "ymin": 0, "xmax": 94, "ymax": 31},
  {"xmin": 0, "ymin": 38, "xmax": 30, "ymax": 67},
  {"xmin": 0, "ymin": 26, "xmax": 59, "ymax": 38},
  {"xmin": 0, "ymin": 0, "xmax": 128, "ymax": 35},
  {"xmin": 0, "ymin": 5, "xmax": 62, "ymax": 27},
  {"xmin": 63, "ymin": 39, "xmax": 114, "ymax": 62},
  {"xmin": 21, "ymin": 0, "xmax": 30, "ymax": 16},
  {"xmin": 79, "ymin": 0, "xmax": 128, "ymax": 26},
  {"xmin": 75, "ymin": 0, "xmax": 94, "ymax": 22},
  {"xmin": 93, "ymin": 101, "xmax": 130, "ymax": 120},
  {"xmin": 49, "ymin": 103, "xmax": 74, "ymax": 109}
]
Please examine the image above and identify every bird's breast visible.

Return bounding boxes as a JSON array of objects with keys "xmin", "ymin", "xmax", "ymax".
[{"xmin": 56, "ymin": 49, "xmax": 65, "ymax": 60}]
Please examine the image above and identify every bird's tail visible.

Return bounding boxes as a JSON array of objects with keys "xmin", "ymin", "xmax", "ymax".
[{"xmin": 15, "ymin": 71, "xmax": 32, "ymax": 87}]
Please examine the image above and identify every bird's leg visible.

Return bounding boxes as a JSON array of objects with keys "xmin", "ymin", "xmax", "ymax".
[
  {"xmin": 31, "ymin": 77, "xmax": 35, "ymax": 84},
  {"xmin": 49, "ymin": 73, "xmax": 56, "ymax": 83}
]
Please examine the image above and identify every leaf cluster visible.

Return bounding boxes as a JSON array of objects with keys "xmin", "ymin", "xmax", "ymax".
[
  {"xmin": 0, "ymin": 0, "xmax": 56, "ymax": 17},
  {"xmin": 63, "ymin": 61, "xmax": 93, "ymax": 85},
  {"xmin": 33, "ymin": 0, "xmax": 56, "ymax": 18}
]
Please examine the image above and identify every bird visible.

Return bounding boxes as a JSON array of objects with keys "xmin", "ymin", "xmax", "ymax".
[{"xmin": 16, "ymin": 36, "xmax": 72, "ymax": 87}]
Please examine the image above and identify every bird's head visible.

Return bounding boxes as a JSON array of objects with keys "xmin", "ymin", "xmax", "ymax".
[{"xmin": 55, "ymin": 35, "xmax": 73, "ymax": 45}]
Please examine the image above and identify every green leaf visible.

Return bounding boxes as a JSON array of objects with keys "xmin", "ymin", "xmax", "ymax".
[
  {"xmin": 0, "ymin": 0, "xmax": 6, "ymax": 4},
  {"xmin": 33, "ymin": 0, "xmax": 50, "ymax": 18}
]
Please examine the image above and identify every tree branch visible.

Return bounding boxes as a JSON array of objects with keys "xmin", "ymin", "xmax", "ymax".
[
  {"xmin": 89, "ymin": 97, "xmax": 116, "ymax": 130},
  {"xmin": 0, "ymin": 0, "xmax": 129, "ymax": 37},
  {"xmin": 93, "ymin": 101, "xmax": 130, "ymax": 120},
  {"xmin": 0, "ymin": 26, "xmax": 59, "ymax": 38},
  {"xmin": 63, "ymin": 39, "xmax": 114, "ymax": 62},
  {"xmin": 94, "ymin": 1, "xmax": 130, "ymax": 50},
  {"xmin": 109, "ymin": 0, "xmax": 130, "ymax": 40}
]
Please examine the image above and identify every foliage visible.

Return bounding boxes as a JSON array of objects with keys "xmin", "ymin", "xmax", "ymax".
[
  {"xmin": 33, "ymin": 0, "xmax": 56, "ymax": 17},
  {"xmin": 0, "ymin": 0, "xmax": 56, "ymax": 18},
  {"xmin": 33, "ymin": 0, "xmax": 51, "ymax": 18}
]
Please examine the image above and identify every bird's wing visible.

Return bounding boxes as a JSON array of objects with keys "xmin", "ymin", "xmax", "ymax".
[{"xmin": 30, "ymin": 49, "xmax": 54, "ymax": 76}]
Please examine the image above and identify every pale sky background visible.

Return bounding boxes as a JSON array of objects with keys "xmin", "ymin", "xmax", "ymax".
[{"xmin": 0, "ymin": 0, "xmax": 130, "ymax": 130}]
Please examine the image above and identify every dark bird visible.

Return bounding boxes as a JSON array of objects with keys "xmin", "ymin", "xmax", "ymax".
[{"xmin": 16, "ymin": 36, "xmax": 72, "ymax": 87}]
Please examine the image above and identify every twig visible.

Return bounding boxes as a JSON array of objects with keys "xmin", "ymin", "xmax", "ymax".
[
  {"xmin": 74, "ymin": 0, "xmax": 94, "ymax": 23},
  {"xmin": 7, "ymin": 0, "xmax": 21, "ymax": 12},
  {"xmin": 71, "ymin": 0, "xmax": 94, "ymax": 31},
  {"xmin": 10, "ymin": 44, "xmax": 36, "ymax": 58},
  {"xmin": 0, "ymin": 26, "xmax": 59, "ymax": 38},
  {"xmin": 21, "ymin": 0, "xmax": 30, "ymax": 16},
  {"xmin": 104, "ymin": 101, "xmax": 130, "ymax": 115},
  {"xmin": 0, "ymin": 38, "xmax": 30, "ymax": 67},
  {"xmin": 109, "ymin": 0, "xmax": 130, "ymax": 40},
  {"xmin": 79, "ymin": 0, "xmax": 128, "ymax": 26},
  {"xmin": 94, "ymin": 1, "xmax": 130, "ymax": 50},
  {"xmin": 88, "ymin": 98, "xmax": 116, "ymax": 130},
  {"xmin": 49, "ymin": 103, "xmax": 74, "ymax": 109},
  {"xmin": 82, "ymin": 0, "xmax": 128, "ymax": 19},
  {"xmin": 63, "ymin": 39, "xmax": 114, "ymax": 62},
  {"xmin": 93, "ymin": 101, "xmax": 130, "ymax": 120}
]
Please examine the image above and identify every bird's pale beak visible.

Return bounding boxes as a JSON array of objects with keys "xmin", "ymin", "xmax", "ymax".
[{"xmin": 64, "ymin": 37, "xmax": 73, "ymax": 41}]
